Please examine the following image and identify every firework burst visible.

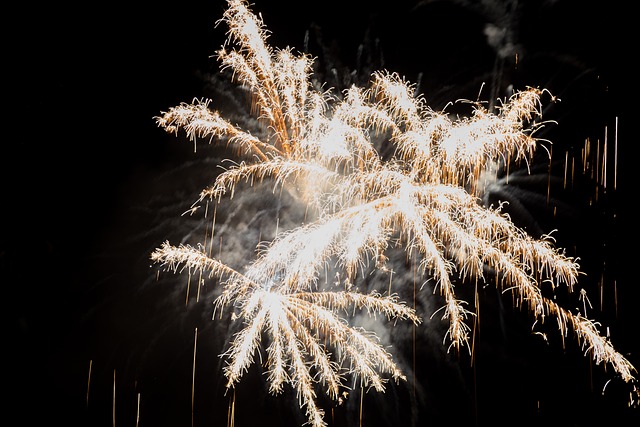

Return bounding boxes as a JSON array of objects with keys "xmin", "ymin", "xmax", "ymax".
[{"xmin": 151, "ymin": 1, "xmax": 637, "ymax": 425}]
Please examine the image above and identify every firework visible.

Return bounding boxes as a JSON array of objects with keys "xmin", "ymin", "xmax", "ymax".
[{"xmin": 151, "ymin": 1, "xmax": 636, "ymax": 425}]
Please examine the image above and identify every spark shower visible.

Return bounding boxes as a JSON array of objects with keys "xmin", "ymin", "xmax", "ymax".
[{"xmin": 145, "ymin": 1, "xmax": 637, "ymax": 426}]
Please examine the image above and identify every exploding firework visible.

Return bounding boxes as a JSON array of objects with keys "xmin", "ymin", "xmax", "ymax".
[{"xmin": 146, "ymin": 1, "xmax": 637, "ymax": 426}]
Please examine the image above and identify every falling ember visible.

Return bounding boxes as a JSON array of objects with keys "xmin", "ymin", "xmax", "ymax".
[
  {"xmin": 563, "ymin": 150, "xmax": 569, "ymax": 189},
  {"xmin": 359, "ymin": 383, "xmax": 364, "ymax": 427},
  {"xmin": 227, "ymin": 388, "xmax": 236, "ymax": 427},
  {"xmin": 603, "ymin": 124, "xmax": 608, "ymax": 189},
  {"xmin": 546, "ymin": 145, "xmax": 553, "ymax": 207},
  {"xmin": 136, "ymin": 393, "xmax": 141, "ymax": 427},
  {"xmin": 615, "ymin": 279, "xmax": 618, "ymax": 318},
  {"xmin": 149, "ymin": 0, "xmax": 637, "ymax": 425},
  {"xmin": 186, "ymin": 273, "xmax": 192, "ymax": 306},
  {"xmin": 192, "ymin": 328, "xmax": 198, "ymax": 427},
  {"xmin": 614, "ymin": 117, "xmax": 618, "ymax": 190},
  {"xmin": 86, "ymin": 359, "xmax": 92, "ymax": 407},
  {"xmin": 113, "ymin": 369, "xmax": 116, "ymax": 427}
]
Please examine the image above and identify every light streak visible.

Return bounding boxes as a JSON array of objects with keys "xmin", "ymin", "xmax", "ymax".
[
  {"xmin": 614, "ymin": 116, "xmax": 618, "ymax": 190},
  {"xmin": 136, "ymin": 393, "xmax": 141, "ymax": 427},
  {"xmin": 112, "ymin": 369, "xmax": 116, "ymax": 427},
  {"xmin": 192, "ymin": 327, "xmax": 198, "ymax": 427},
  {"xmin": 227, "ymin": 388, "xmax": 235, "ymax": 427},
  {"xmin": 86, "ymin": 359, "xmax": 92, "ymax": 407},
  {"xmin": 150, "ymin": 0, "xmax": 637, "ymax": 425}
]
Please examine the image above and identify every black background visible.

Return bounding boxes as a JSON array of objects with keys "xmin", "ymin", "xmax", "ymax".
[{"xmin": 5, "ymin": 1, "xmax": 638, "ymax": 426}]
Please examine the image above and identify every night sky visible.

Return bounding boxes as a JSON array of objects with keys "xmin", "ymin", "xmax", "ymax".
[{"xmin": 5, "ymin": 1, "xmax": 638, "ymax": 426}]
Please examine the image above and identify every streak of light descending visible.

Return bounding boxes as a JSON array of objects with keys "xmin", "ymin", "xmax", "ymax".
[
  {"xmin": 112, "ymin": 370, "xmax": 116, "ymax": 427},
  {"xmin": 547, "ymin": 145, "xmax": 552, "ymax": 207},
  {"xmin": 136, "ymin": 393, "xmax": 141, "ymax": 427},
  {"xmin": 186, "ymin": 273, "xmax": 192, "ymax": 306},
  {"xmin": 149, "ymin": 0, "xmax": 638, "ymax": 425},
  {"xmin": 192, "ymin": 328, "xmax": 198, "ymax": 427},
  {"xmin": 603, "ymin": 123, "xmax": 608, "ymax": 189},
  {"xmin": 359, "ymin": 383, "xmax": 364, "ymax": 427},
  {"xmin": 563, "ymin": 150, "xmax": 569, "ymax": 189},
  {"xmin": 614, "ymin": 117, "xmax": 618, "ymax": 190},
  {"xmin": 86, "ymin": 359, "xmax": 92, "ymax": 407},
  {"xmin": 227, "ymin": 389, "xmax": 236, "ymax": 427},
  {"xmin": 615, "ymin": 279, "xmax": 618, "ymax": 318}
]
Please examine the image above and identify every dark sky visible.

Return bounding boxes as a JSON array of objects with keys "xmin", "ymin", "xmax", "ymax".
[{"xmin": 5, "ymin": 1, "xmax": 637, "ymax": 426}]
